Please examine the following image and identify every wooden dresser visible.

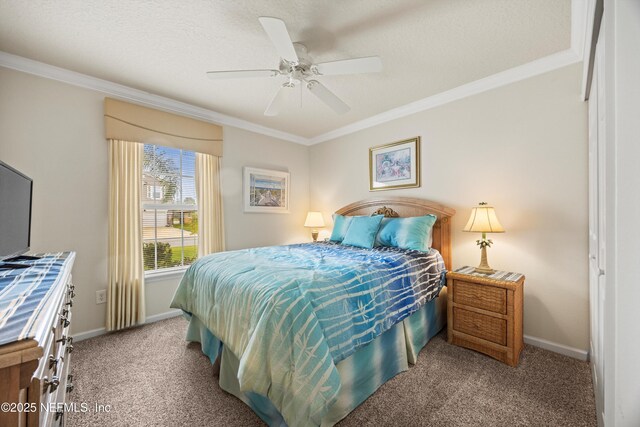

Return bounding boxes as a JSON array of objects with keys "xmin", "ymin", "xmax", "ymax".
[
  {"xmin": 447, "ymin": 266, "xmax": 524, "ymax": 367},
  {"xmin": 0, "ymin": 253, "xmax": 75, "ymax": 427}
]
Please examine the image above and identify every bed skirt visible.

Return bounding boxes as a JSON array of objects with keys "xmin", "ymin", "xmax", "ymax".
[{"xmin": 185, "ymin": 288, "xmax": 447, "ymax": 426}]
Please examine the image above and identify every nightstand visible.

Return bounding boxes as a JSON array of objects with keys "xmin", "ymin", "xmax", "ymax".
[{"xmin": 447, "ymin": 267, "xmax": 525, "ymax": 367}]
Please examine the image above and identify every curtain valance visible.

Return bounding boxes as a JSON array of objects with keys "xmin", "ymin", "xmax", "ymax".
[{"xmin": 104, "ymin": 98, "xmax": 223, "ymax": 157}]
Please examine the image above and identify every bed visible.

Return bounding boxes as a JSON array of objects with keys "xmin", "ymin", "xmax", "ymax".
[{"xmin": 170, "ymin": 197, "xmax": 455, "ymax": 426}]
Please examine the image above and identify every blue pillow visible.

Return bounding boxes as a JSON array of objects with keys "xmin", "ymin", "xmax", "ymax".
[
  {"xmin": 329, "ymin": 214, "xmax": 353, "ymax": 242},
  {"xmin": 375, "ymin": 215, "xmax": 437, "ymax": 252},
  {"xmin": 341, "ymin": 215, "xmax": 384, "ymax": 249}
]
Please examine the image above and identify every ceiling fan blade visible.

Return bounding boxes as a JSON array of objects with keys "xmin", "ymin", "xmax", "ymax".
[
  {"xmin": 258, "ymin": 17, "xmax": 299, "ymax": 63},
  {"xmin": 264, "ymin": 84, "xmax": 292, "ymax": 116},
  {"xmin": 206, "ymin": 69, "xmax": 279, "ymax": 80},
  {"xmin": 314, "ymin": 56, "xmax": 382, "ymax": 76},
  {"xmin": 306, "ymin": 80, "xmax": 350, "ymax": 115}
]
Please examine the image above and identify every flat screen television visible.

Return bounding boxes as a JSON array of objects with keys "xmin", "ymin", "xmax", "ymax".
[{"xmin": 0, "ymin": 161, "xmax": 33, "ymax": 262}]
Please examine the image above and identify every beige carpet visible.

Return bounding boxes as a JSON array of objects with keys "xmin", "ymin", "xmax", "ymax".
[{"xmin": 67, "ymin": 317, "xmax": 596, "ymax": 427}]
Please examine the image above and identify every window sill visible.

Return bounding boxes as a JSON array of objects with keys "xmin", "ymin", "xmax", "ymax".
[{"xmin": 145, "ymin": 266, "xmax": 188, "ymax": 283}]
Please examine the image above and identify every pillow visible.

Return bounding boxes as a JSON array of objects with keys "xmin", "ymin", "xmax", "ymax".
[
  {"xmin": 329, "ymin": 214, "xmax": 353, "ymax": 242},
  {"xmin": 341, "ymin": 215, "xmax": 384, "ymax": 249},
  {"xmin": 375, "ymin": 214, "xmax": 437, "ymax": 252}
]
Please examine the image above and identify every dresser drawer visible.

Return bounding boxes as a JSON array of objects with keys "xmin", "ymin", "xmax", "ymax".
[
  {"xmin": 453, "ymin": 280, "xmax": 506, "ymax": 314},
  {"xmin": 453, "ymin": 307, "xmax": 506, "ymax": 345}
]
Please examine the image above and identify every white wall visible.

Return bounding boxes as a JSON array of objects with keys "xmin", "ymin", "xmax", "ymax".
[
  {"xmin": 0, "ymin": 67, "xmax": 309, "ymax": 335},
  {"xmin": 310, "ymin": 64, "xmax": 589, "ymax": 351},
  {"xmin": 602, "ymin": 1, "xmax": 640, "ymax": 425},
  {"xmin": 220, "ymin": 126, "xmax": 309, "ymax": 250}
]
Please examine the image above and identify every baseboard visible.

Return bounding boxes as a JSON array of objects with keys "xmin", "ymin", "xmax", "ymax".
[
  {"xmin": 74, "ymin": 313, "xmax": 590, "ymax": 362},
  {"xmin": 73, "ymin": 309, "xmax": 183, "ymax": 342},
  {"xmin": 73, "ymin": 326, "xmax": 106, "ymax": 342},
  {"xmin": 524, "ymin": 335, "xmax": 589, "ymax": 361},
  {"xmin": 145, "ymin": 309, "xmax": 183, "ymax": 323}
]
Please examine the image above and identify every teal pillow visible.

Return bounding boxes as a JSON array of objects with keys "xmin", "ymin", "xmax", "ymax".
[
  {"xmin": 329, "ymin": 214, "xmax": 353, "ymax": 242},
  {"xmin": 341, "ymin": 215, "xmax": 384, "ymax": 249},
  {"xmin": 375, "ymin": 215, "xmax": 437, "ymax": 252}
]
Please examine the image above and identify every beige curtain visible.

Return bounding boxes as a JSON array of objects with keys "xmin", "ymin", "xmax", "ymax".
[
  {"xmin": 107, "ymin": 139, "xmax": 145, "ymax": 331},
  {"xmin": 195, "ymin": 153, "xmax": 225, "ymax": 257}
]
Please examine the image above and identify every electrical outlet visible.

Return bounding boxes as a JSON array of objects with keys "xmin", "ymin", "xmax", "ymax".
[{"xmin": 96, "ymin": 289, "xmax": 107, "ymax": 304}]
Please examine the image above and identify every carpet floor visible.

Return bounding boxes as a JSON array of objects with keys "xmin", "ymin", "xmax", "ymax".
[{"xmin": 67, "ymin": 317, "xmax": 596, "ymax": 427}]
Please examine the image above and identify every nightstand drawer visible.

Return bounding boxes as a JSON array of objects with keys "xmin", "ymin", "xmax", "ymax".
[
  {"xmin": 453, "ymin": 280, "xmax": 506, "ymax": 314},
  {"xmin": 453, "ymin": 307, "xmax": 506, "ymax": 345}
]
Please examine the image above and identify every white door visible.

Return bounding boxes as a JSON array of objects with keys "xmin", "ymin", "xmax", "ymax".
[{"xmin": 588, "ymin": 30, "xmax": 606, "ymax": 427}]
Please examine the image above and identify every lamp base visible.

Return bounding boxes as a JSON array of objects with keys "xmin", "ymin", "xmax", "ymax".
[
  {"xmin": 311, "ymin": 230, "xmax": 319, "ymax": 242},
  {"xmin": 475, "ymin": 245, "xmax": 495, "ymax": 275},
  {"xmin": 474, "ymin": 266, "xmax": 495, "ymax": 275}
]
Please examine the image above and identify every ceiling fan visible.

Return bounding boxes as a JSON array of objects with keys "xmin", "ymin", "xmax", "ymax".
[{"xmin": 206, "ymin": 17, "xmax": 383, "ymax": 116}]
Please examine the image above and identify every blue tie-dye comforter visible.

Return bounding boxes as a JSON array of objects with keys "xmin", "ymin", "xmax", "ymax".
[{"xmin": 170, "ymin": 242, "xmax": 445, "ymax": 427}]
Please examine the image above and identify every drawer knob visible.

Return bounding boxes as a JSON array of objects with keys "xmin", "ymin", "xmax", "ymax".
[
  {"xmin": 44, "ymin": 376, "xmax": 60, "ymax": 393},
  {"xmin": 48, "ymin": 355, "xmax": 58, "ymax": 370}
]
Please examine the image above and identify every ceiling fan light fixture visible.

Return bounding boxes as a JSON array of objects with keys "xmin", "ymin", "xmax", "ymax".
[{"xmin": 206, "ymin": 17, "xmax": 380, "ymax": 116}]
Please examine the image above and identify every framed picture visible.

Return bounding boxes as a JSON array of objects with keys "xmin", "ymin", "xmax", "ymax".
[
  {"xmin": 243, "ymin": 167, "xmax": 290, "ymax": 213},
  {"xmin": 369, "ymin": 137, "xmax": 421, "ymax": 191}
]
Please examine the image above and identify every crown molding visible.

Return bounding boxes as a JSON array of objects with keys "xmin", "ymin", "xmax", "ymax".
[
  {"xmin": 308, "ymin": 48, "xmax": 581, "ymax": 145},
  {"xmin": 1, "ymin": 37, "xmax": 581, "ymax": 148},
  {"xmin": 0, "ymin": 51, "xmax": 310, "ymax": 146}
]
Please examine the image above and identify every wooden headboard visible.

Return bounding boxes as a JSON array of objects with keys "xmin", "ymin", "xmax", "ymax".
[{"xmin": 335, "ymin": 197, "xmax": 456, "ymax": 270}]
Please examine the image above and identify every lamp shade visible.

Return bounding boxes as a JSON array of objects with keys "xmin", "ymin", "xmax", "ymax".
[
  {"xmin": 463, "ymin": 203, "xmax": 505, "ymax": 233},
  {"xmin": 304, "ymin": 212, "xmax": 325, "ymax": 228}
]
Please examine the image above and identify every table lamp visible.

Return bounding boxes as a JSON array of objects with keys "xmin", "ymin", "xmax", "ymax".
[
  {"xmin": 463, "ymin": 202, "xmax": 505, "ymax": 274},
  {"xmin": 304, "ymin": 212, "xmax": 325, "ymax": 241}
]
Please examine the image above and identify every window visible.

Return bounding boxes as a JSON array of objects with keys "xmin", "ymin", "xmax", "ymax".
[{"xmin": 142, "ymin": 144, "xmax": 198, "ymax": 273}]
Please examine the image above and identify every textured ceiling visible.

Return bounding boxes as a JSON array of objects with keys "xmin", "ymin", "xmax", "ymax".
[{"xmin": 0, "ymin": 0, "xmax": 571, "ymax": 138}]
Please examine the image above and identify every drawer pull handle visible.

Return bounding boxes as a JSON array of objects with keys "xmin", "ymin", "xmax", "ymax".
[
  {"xmin": 62, "ymin": 308, "xmax": 69, "ymax": 317},
  {"xmin": 68, "ymin": 290, "xmax": 75, "ymax": 298},
  {"xmin": 60, "ymin": 316, "xmax": 70, "ymax": 327},
  {"xmin": 56, "ymin": 334, "xmax": 68, "ymax": 344},
  {"xmin": 44, "ymin": 376, "xmax": 60, "ymax": 393},
  {"xmin": 48, "ymin": 355, "xmax": 59, "ymax": 369},
  {"xmin": 66, "ymin": 382, "xmax": 74, "ymax": 393},
  {"xmin": 67, "ymin": 344, "xmax": 74, "ymax": 354},
  {"xmin": 55, "ymin": 410, "xmax": 64, "ymax": 421},
  {"xmin": 65, "ymin": 300, "xmax": 73, "ymax": 308}
]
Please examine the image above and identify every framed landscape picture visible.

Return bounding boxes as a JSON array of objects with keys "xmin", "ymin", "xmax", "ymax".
[
  {"xmin": 243, "ymin": 167, "xmax": 290, "ymax": 213},
  {"xmin": 369, "ymin": 137, "xmax": 421, "ymax": 191}
]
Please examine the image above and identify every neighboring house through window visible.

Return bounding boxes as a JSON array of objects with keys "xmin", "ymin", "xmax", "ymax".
[{"xmin": 142, "ymin": 144, "xmax": 198, "ymax": 273}]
